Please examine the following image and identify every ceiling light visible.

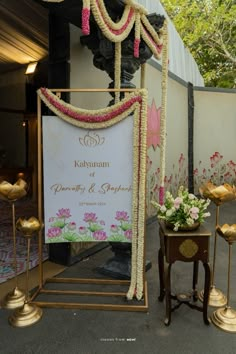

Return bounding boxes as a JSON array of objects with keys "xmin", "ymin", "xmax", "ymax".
[{"xmin": 25, "ymin": 62, "xmax": 38, "ymax": 75}]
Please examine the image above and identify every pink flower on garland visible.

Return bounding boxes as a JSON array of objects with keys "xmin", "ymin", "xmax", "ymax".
[
  {"xmin": 134, "ymin": 38, "xmax": 140, "ymax": 58},
  {"xmin": 82, "ymin": 8, "xmax": 90, "ymax": 35},
  {"xmin": 40, "ymin": 88, "xmax": 142, "ymax": 123}
]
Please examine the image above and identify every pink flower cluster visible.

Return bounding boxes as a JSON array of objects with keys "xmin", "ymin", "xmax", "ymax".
[
  {"xmin": 83, "ymin": 212, "xmax": 97, "ymax": 223},
  {"xmin": 210, "ymin": 151, "xmax": 223, "ymax": 168},
  {"xmin": 47, "ymin": 227, "xmax": 62, "ymax": 238},
  {"xmin": 82, "ymin": 8, "xmax": 90, "ymax": 35},
  {"xmin": 190, "ymin": 207, "xmax": 199, "ymax": 220},
  {"xmin": 115, "ymin": 211, "xmax": 129, "ymax": 221},
  {"xmin": 93, "ymin": 230, "xmax": 107, "ymax": 241},
  {"xmin": 134, "ymin": 38, "xmax": 141, "ymax": 58},
  {"xmin": 56, "ymin": 208, "xmax": 71, "ymax": 219},
  {"xmin": 142, "ymin": 25, "xmax": 163, "ymax": 55},
  {"xmin": 174, "ymin": 197, "xmax": 182, "ymax": 209}
]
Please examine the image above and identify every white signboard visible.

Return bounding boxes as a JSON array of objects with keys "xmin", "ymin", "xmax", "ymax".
[{"xmin": 43, "ymin": 115, "xmax": 133, "ymax": 243}]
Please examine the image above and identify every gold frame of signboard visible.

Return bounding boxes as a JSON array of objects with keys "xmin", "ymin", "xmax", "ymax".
[{"xmin": 30, "ymin": 87, "xmax": 148, "ymax": 312}]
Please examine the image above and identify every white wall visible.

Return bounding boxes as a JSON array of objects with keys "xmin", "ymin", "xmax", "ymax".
[
  {"xmin": 70, "ymin": 25, "xmax": 110, "ymax": 109},
  {"xmin": 194, "ymin": 89, "xmax": 236, "ymax": 190}
]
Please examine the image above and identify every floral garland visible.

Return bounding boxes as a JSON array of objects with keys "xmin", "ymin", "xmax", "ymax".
[
  {"xmin": 83, "ymin": 0, "xmax": 163, "ymax": 60},
  {"xmin": 159, "ymin": 20, "xmax": 169, "ymax": 205},
  {"xmin": 140, "ymin": 63, "xmax": 146, "ymax": 88},
  {"xmin": 38, "ymin": 87, "xmax": 147, "ymax": 300},
  {"xmin": 114, "ymin": 42, "xmax": 121, "ymax": 104},
  {"xmin": 43, "ymin": 1, "xmax": 164, "ymax": 59},
  {"xmin": 38, "ymin": 87, "xmax": 142, "ymax": 129}
]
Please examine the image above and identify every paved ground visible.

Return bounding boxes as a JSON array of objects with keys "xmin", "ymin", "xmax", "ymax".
[{"xmin": 1, "ymin": 201, "xmax": 236, "ymax": 354}]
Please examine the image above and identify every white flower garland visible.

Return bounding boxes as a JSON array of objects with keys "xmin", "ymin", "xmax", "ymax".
[
  {"xmin": 159, "ymin": 20, "xmax": 169, "ymax": 203},
  {"xmin": 87, "ymin": 0, "xmax": 164, "ymax": 58},
  {"xmin": 114, "ymin": 42, "xmax": 121, "ymax": 104},
  {"xmin": 127, "ymin": 105, "xmax": 140, "ymax": 300},
  {"xmin": 90, "ymin": 1, "xmax": 136, "ymax": 43},
  {"xmin": 94, "ymin": 0, "xmax": 133, "ymax": 30},
  {"xmin": 136, "ymin": 89, "xmax": 147, "ymax": 300}
]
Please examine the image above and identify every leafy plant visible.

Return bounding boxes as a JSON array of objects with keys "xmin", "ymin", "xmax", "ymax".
[{"xmin": 161, "ymin": 0, "xmax": 236, "ymax": 88}]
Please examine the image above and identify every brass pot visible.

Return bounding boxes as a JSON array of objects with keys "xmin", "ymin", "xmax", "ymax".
[{"xmin": 165, "ymin": 221, "xmax": 200, "ymax": 232}]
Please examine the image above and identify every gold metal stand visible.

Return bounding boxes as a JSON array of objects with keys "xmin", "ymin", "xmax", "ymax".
[
  {"xmin": 212, "ymin": 225, "xmax": 236, "ymax": 332},
  {"xmin": 9, "ymin": 217, "xmax": 43, "ymax": 327},
  {"xmin": 199, "ymin": 205, "xmax": 227, "ymax": 307},
  {"xmin": 2, "ymin": 202, "xmax": 25, "ymax": 309}
]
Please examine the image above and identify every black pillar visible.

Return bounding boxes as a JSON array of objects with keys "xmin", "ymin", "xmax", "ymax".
[
  {"xmin": 48, "ymin": 12, "xmax": 70, "ymax": 102},
  {"xmin": 188, "ymin": 82, "xmax": 194, "ymax": 193}
]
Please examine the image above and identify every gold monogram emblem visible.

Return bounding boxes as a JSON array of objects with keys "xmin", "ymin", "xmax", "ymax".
[
  {"xmin": 79, "ymin": 131, "xmax": 105, "ymax": 147},
  {"xmin": 179, "ymin": 239, "xmax": 198, "ymax": 258}
]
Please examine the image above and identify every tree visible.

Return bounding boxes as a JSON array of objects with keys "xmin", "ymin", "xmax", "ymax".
[{"xmin": 161, "ymin": 0, "xmax": 236, "ymax": 88}]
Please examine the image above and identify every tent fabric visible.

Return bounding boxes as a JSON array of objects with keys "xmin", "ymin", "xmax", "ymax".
[{"xmin": 137, "ymin": 0, "xmax": 204, "ymax": 86}]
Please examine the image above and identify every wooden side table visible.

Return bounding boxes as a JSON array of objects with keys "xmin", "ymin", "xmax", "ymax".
[{"xmin": 158, "ymin": 221, "xmax": 211, "ymax": 326}]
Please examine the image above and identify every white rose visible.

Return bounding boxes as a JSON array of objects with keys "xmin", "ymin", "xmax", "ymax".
[
  {"xmin": 166, "ymin": 209, "xmax": 173, "ymax": 217},
  {"xmin": 160, "ymin": 205, "xmax": 167, "ymax": 213}
]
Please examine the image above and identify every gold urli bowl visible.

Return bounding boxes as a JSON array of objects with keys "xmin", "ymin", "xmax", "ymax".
[
  {"xmin": 0, "ymin": 179, "xmax": 27, "ymax": 201},
  {"xmin": 199, "ymin": 182, "xmax": 236, "ymax": 206},
  {"xmin": 16, "ymin": 217, "xmax": 41, "ymax": 237},
  {"xmin": 217, "ymin": 224, "xmax": 236, "ymax": 243}
]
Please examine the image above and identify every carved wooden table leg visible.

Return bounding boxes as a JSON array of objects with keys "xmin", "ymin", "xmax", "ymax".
[
  {"xmin": 158, "ymin": 247, "xmax": 165, "ymax": 301},
  {"xmin": 164, "ymin": 263, "xmax": 172, "ymax": 326},
  {"xmin": 193, "ymin": 261, "xmax": 199, "ymax": 301},
  {"xmin": 202, "ymin": 262, "xmax": 211, "ymax": 325}
]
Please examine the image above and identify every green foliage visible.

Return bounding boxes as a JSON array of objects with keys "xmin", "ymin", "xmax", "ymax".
[
  {"xmin": 161, "ymin": 0, "xmax": 236, "ymax": 88},
  {"xmin": 107, "ymin": 235, "xmax": 128, "ymax": 242}
]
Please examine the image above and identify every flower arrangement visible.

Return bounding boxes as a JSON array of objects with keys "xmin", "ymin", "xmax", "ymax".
[{"xmin": 151, "ymin": 186, "xmax": 211, "ymax": 231}]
